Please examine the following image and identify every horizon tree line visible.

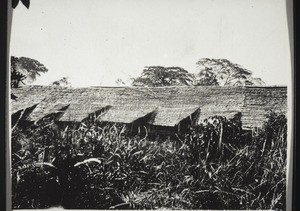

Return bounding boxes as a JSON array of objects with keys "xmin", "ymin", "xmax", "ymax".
[{"xmin": 10, "ymin": 56, "xmax": 265, "ymax": 89}]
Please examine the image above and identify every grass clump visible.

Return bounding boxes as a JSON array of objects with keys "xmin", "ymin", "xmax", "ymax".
[{"xmin": 11, "ymin": 111, "xmax": 287, "ymax": 210}]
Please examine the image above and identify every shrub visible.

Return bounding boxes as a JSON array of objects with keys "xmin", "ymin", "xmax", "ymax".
[{"xmin": 11, "ymin": 111, "xmax": 287, "ymax": 210}]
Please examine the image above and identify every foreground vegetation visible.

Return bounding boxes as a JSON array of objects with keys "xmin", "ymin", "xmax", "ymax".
[{"xmin": 11, "ymin": 112, "xmax": 287, "ymax": 210}]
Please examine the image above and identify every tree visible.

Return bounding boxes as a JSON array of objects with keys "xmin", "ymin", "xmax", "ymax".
[
  {"xmin": 11, "ymin": 57, "xmax": 26, "ymax": 88},
  {"xmin": 115, "ymin": 78, "xmax": 126, "ymax": 86},
  {"xmin": 195, "ymin": 69, "xmax": 219, "ymax": 86},
  {"xmin": 50, "ymin": 77, "xmax": 71, "ymax": 87},
  {"xmin": 11, "ymin": 56, "xmax": 48, "ymax": 88},
  {"xmin": 132, "ymin": 66, "xmax": 194, "ymax": 87},
  {"xmin": 195, "ymin": 58, "xmax": 265, "ymax": 86}
]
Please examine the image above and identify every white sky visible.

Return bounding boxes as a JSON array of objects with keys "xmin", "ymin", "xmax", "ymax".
[{"xmin": 10, "ymin": 0, "xmax": 292, "ymax": 87}]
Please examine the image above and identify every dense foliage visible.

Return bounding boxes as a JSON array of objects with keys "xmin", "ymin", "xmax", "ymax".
[
  {"xmin": 11, "ymin": 112, "xmax": 287, "ymax": 210},
  {"xmin": 195, "ymin": 58, "xmax": 265, "ymax": 86},
  {"xmin": 11, "ymin": 56, "xmax": 48, "ymax": 88},
  {"xmin": 130, "ymin": 59, "xmax": 266, "ymax": 87},
  {"xmin": 132, "ymin": 66, "xmax": 194, "ymax": 87}
]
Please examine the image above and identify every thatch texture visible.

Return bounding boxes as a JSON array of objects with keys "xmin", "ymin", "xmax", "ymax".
[
  {"xmin": 153, "ymin": 107, "xmax": 201, "ymax": 126},
  {"xmin": 11, "ymin": 85, "xmax": 287, "ymax": 129},
  {"xmin": 241, "ymin": 86, "xmax": 288, "ymax": 129},
  {"xmin": 10, "ymin": 86, "xmax": 54, "ymax": 115}
]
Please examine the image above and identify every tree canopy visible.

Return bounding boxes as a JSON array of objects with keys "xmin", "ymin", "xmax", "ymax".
[
  {"xmin": 50, "ymin": 77, "xmax": 71, "ymax": 87},
  {"xmin": 195, "ymin": 58, "xmax": 265, "ymax": 86},
  {"xmin": 11, "ymin": 56, "xmax": 48, "ymax": 88},
  {"xmin": 131, "ymin": 60, "xmax": 265, "ymax": 87},
  {"xmin": 132, "ymin": 66, "xmax": 194, "ymax": 87}
]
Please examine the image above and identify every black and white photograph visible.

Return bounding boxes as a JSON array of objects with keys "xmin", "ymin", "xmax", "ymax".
[{"xmin": 9, "ymin": 0, "xmax": 292, "ymax": 210}]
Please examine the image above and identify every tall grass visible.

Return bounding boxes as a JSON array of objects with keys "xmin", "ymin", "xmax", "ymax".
[{"xmin": 11, "ymin": 111, "xmax": 287, "ymax": 210}]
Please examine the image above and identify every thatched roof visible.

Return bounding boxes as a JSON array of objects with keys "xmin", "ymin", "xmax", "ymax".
[{"xmin": 11, "ymin": 85, "xmax": 287, "ymax": 129}]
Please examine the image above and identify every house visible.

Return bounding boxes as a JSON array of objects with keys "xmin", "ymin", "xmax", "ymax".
[{"xmin": 11, "ymin": 85, "xmax": 287, "ymax": 134}]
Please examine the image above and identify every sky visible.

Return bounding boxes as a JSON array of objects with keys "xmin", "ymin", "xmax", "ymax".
[{"xmin": 10, "ymin": 0, "xmax": 292, "ymax": 87}]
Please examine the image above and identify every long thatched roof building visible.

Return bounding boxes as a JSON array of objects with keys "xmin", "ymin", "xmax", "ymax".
[{"xmin": 11, "ymin": 85, "xmax": 287, "ymax": 131}]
